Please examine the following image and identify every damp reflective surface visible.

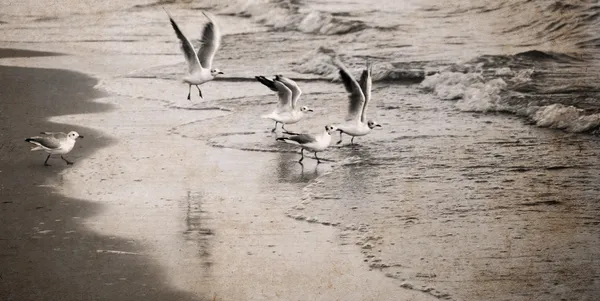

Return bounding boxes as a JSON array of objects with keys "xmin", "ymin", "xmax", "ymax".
[{"xmin": 1, "ymin": 1, "xmax": 600, "ymax": 300}]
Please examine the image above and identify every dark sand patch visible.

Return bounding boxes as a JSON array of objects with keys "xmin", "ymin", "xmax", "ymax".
[
  {"xmin": 0, "ymin": 49, "xmax": 204, "ymax": 301},
  {"xmin": 0, "ymin": 48, "xmax": 63, "ymax": 58}
]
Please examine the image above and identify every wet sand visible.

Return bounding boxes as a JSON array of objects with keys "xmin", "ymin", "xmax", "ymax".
[
  {"xmin": 1, "ymin": 2, "xmax": 599, "ymax": 299},
  {"xmin": 0, "ymin": 49, "xmax": 204, "ymax": 301},
  {"xmin": 0, "ymin": 47, "xmax": 437, "ymax": 300}
]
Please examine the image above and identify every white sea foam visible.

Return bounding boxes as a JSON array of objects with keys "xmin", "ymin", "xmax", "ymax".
[
  {"xmin": 532, "ymin": 104, "xmax": 600, "ymax": 132},
  {"xmin": 494, "ymin": 67, "xmax": 513, "ymax": 76},
  {"xmin": 511, "ymin": 68, "xmax": 535, "ymax": 84},
  {"xmin": 422, "ymin": 69, "xmax": 600, "ymax": 133},
  {"xmin": 420, "ymin": 72, "xmax": 485, "ymax": 100},
  {"xmin": 455, "ymin": 78, "xmax": 508, "ymax": 112}
]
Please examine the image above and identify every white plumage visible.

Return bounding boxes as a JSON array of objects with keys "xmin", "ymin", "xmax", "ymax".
[
  {"xmin": 332, "ymin": 57, "xmax": 382, "ymax": 145},
  {"xmin": 165, "ymin": 9, "xmax": 224, "ymax": 100},
  {"xmin": 25, "ymin": 131, "xmax": 83, "ymax": 166}
]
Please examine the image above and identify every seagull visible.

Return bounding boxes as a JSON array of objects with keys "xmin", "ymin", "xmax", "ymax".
[
  {"xmin": 165, "ymin": 9, "xmax": 224, "ymax": 101},
  {"xmin": 276, "ymin": 125, "xmax": 337, "ymax": 164},
  {"xmin": 25, "ymin": 131, "xmax": 84, "ymax": 166},
  {"xmin": 332, "ymin": 57, "xmax": 382, "ymax": 145},
  {"xmin": 256, "ymin": 75, "xmax": 313, "ymax": 134}
]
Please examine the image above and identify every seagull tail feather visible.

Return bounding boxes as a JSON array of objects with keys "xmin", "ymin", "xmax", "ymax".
[
  {"xmin": 276, "ymin": 138, "xmax": 300, "ymax": 146},
  {"xmin": 25, "ymin": 138, "xmax": 43, "ymax": 151}
]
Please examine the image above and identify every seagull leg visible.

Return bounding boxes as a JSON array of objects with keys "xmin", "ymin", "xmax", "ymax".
[
  {"xmin": 350, "ymin": 136, "xmax": 355, "ymax": 145},
  {"xmin": 314, "ymin": 152, "xmax": 321, "ymax": 164},
  {"xmin": 298, "ymin": 149, "xmax": 304, "ymax": 164},
  {"xmin": 43, "ymin": 154, "xmax": 51, "ymax": 166},
  {"xmin": 336, "ymin": 131, "xmax": 344, "ymax": 145},
  {"xmin": 187, "ymin": 85, "xmax": 191, "ymax": 101},
  {"xmin": 61, "ymin": 155, "xmax": 74, "ymax": 165},
  {"xmin": 196, "ymin": 85, "xmax": 203, "ymax": 98},
  {"xmin": 271, "ymin": 122, "xmax": 278, "ymax": 133}
]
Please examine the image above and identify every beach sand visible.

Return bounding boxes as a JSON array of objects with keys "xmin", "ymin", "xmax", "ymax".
[
  {"xmin": 0, "ymin": 49, "xmax": 203, "ymax": 301},
  {"xmin": 0, "ymin": 48, "xmax": 436, "ymax": 300}
]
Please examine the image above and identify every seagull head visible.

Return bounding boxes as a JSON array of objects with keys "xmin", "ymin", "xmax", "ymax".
[
  {"xmin": 324, "ymin": 125, "xmax": 337, "ymax": 134},
  {"xmin": 367, "ymin": 120, "xmax": 382, "ymax": 129},
  {"xmin": 211, "ymin": 69, "xmax": 224, "ymax": 77},
  {"xmin": 300, "ymin": 106, "xmax": 314, "ymax": 113},
  {"xmin": 67, "ymin": 131, "xmax": 84, "ymax": 140}
]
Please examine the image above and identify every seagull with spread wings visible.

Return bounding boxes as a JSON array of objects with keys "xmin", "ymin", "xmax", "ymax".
[
  {"xmin": 255, "ymin": 75, "xmax": 313, "ymax": 134},
  {"xmin": 165, "ymin": 9, "xmax": 224, "ymax": 101},
  {"xmin": 25, "ymin": 131, "xmax": 84, "ymax": 166},
  {"xmin": 333, "ymin": 57, "xmax": 382, "ymax": 145}
]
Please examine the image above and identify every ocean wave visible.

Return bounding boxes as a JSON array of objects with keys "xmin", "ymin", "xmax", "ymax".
[
  {"xmin": 420, "ymin": 55, "xmax": 600, "ymax": 134},
  {"xmin": 430, "ymin": 1, "xmax": 600, "ymax": 52},
  {"xmin": 515, "ymin": 1, "xmax": 599, "ymax": 51},
  {"xmin": 291, "ymin": 47, "xmax": 339, "ymax": 77},
  {"xmin": 216, "ymin": 0, "xmax": 368, "ymax": 35},
  {"xmin": 291, "ymin": 45, "xmax": 600, "ymax": 134},
  {"xmin": 291, "ymin": 47, "xmax": 425, "ymax": 82},
  {"xmin": 531, "ymin": 104, "xmax": 600, "ymax": 133},
  {"xmin": 420, "ymin": 72, "xmax": 486, "ymax": 101},
  {"xmin": 512, "ymin": 50, "xmax": 582, "ymax": 63}
]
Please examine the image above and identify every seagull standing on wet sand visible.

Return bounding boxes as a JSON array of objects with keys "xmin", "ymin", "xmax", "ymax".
[
  {"xmin": 165, "ymin": 9, "xmax": 224, "ymax": 101},
  {"xmin": 25, "ymin": 131, "xmax": 84, "ymax": 166},
  {"xmin": 276, "ymin": 125, "xmax": 337, "ymax": 164},
  {"xmin": 256, "ymin": 75, "xmax": 314, "ymax": 134},
  {"xmin": 333, "ymin": 57, "xmax": 382, "ymax": 145}
]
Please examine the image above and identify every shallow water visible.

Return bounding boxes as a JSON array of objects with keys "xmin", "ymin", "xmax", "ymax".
[
  {"xmin": 2, "ymin": 0, "xmax": 600, "ymax": 300},
  {"xmin": 157, "ymin": 79, "xmax": 600, "ymax": 299}
]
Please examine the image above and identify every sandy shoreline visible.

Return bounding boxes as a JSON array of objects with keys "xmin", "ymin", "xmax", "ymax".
[
  {"xmin": 0, "ymin": 47, "xmax": 437, "ymax": 300},
  {"xmin": 0, "ymin": 49, "xmax": 202, "ymax": 301}
]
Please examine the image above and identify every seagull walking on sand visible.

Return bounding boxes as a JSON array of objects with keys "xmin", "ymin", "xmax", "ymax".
[
  {"xmin": 25, "ymin": 131, "xmax": 84, "ymax": 166},
  {"xmin": 256, "ymin": 75, "xmax": 313, "ymax": 134},
  {"xmin": 333, "ymin": 57, "xmax": 382, "ymax": 145},
  {"xmin": 276, "ymin": 125, "xmax": 337, "ymax": 164},
  {"xmin": 165, "ymin": 9, "xmax": 224, "ymax": 100}
]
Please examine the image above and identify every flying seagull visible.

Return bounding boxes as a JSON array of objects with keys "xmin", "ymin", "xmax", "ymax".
[
  {"xmin": 25, "ymin": 131, "xmax": 84, "ymax": 166},
  {"xmin": 333, "ymin": 57, "xmax": 381, "ymax": 145},
  {"xmin": 276, "ymin": 125, "xmax": 337, "ymax": 164},
  {"xmin": 165, "ymin": 9, "xmax": 224, "ymax": 100},
  {"xmin": 256, "ymin": 75, "xmax": 313, "ymax": 134}
]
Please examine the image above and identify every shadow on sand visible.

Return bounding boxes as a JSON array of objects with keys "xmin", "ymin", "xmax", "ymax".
[{"xmin": 0, "ymin": 49, "xmax": 205, "ymax": 301}]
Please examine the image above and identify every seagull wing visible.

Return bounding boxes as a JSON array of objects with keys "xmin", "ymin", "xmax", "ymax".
[
  {"xmin": 275, "ymin": 75, "xmax": 302, "ymax": 109},
  {"xmin": 197, "ymin": 12, "xmax": 221, "ymax": 70},
  {"xmin": 287, "ymin": 133, "xmax": 316, "ymax": 144},
  {"xmin": 358, "ymin": 61, "xmax": 372, "ymax": 123},
  {"xmin": 333, "ymin": 57, "xmax": 365, "ymax": 122},
  {"xmin": 273, "ymin": 79, "xmax": 293, "ymax": 113},
  {"xmin": 257, "ymin": 76, "xmax": 292, "ymax": 112},
  {"xmin": 255, "ymin": 76, "xmax": 278, "ymax": 92},
  {"xmin": 40, "ymin": 131, "xmax": 67, "ymax": 138},
  {"xmin": 26, "ymin": 135, "xmax": 62, "ymax": 149},
  {"xmin": 165, "ymin": 10, "xmax": 201, "ymax": 74}
]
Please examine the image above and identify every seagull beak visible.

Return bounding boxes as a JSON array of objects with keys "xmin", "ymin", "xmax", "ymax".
[
  {"xmin": 375, "ymin": 124, "xmax": 382, "ymax": 128},
  {"xmin": 308, "ymin": 109, "xmax": 314, "ymax": 112},
  {"xmin": 218, "ymin": 71, "xmax": 224, "ymax": 75},
  {"xmin": 79, "ymin": 135, "xmax": 84, "ymax": 139}
]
